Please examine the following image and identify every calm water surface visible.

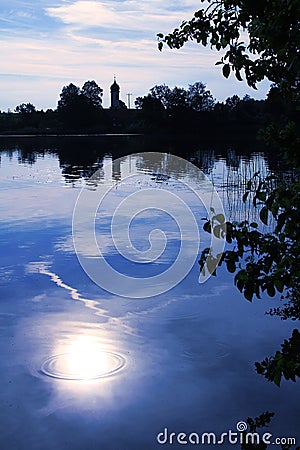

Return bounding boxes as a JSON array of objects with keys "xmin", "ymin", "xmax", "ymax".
[{"xmin": 0, "ymin": 136, "xmax": 299, "ymax": 449}]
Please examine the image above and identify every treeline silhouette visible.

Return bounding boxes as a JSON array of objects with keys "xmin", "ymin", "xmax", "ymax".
[{"xmin": 0, "ymin": 80, "xmax": 297, "ymax": 137}]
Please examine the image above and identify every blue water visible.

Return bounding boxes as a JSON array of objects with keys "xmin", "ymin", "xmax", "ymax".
[{"xmin": 0, "ymin": 138, "xmax": 299, "ymax": 449}]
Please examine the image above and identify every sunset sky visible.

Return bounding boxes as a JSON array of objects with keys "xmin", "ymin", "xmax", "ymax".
[{"xmin": 0, "ymin": 0, "xmax": 271, "ymax": 111}]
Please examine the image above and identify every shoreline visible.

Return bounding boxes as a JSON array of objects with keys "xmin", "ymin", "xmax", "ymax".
[{"xmin": 0, "ymin": 133, "xmax": 144, "ymax": 138}]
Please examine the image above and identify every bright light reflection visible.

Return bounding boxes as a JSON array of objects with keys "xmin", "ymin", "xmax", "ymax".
[
  {"xmin": 65, "ymin": 336, "xmax": 110, "ymax": 380},
  {"xmin": 41, "ymin": 335, "xmax": 126, "ymax": 381}
]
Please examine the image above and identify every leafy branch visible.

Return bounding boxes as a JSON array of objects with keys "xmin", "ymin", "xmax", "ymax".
[
  {"xmin": 158, "ymin": 0, "xmax": 300, "ymax": 95},
  {"xmin": 255, "ymin": 329, "xmax": 300, "ymax": 387}
]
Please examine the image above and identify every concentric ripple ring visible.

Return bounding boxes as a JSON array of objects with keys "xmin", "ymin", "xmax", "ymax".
[{"xmin": 40, "ymin": 351, "xmax": 126, "ymax": 380}]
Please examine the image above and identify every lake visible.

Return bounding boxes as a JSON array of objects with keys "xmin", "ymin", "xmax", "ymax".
[{"xmin": 0, "ymin": 136, "xmax": 299, "ymax": 449}]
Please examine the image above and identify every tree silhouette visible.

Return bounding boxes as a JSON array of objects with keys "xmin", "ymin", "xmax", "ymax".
[
  {"xmin": 57, "ymin": 83, "xmax": 81, "ymax": 111},
  {"xmin": 187, "ymin": 81, "xmax": 215, "ymax": 112},
  {"xmin": 149, "ymin": 84, "xmax": 172, "ymax": 109},
  {"xmin": 138, "ymin": 82, "xmax": 215, "ymax": 112},
  {"xmin": 57, "ymin": 82, "xmax": 105, "ymax": 130},
  {"xmin": 14, "ymin": 103, "xmax": 36, "ymax": 114},
  {"xmin": 81, "ymin": 80, "xmax": 103, "ymax": 109}
]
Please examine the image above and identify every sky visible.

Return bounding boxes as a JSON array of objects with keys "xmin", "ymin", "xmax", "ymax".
[{"xmin": 0, "ymin": 0, "xmax": 271, "ymax": 111}]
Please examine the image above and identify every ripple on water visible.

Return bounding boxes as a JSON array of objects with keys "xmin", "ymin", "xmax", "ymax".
[
  {"xmin": 182, "ymin": 342, "xmax": 231, "ymax": 360},
  {"xmin": 40, "ymin": 351, "xmax": 126, "ymax": 380}
]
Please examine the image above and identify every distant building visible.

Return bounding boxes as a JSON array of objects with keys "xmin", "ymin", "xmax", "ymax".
[{"xmin": 110, "ymin": 76, "xmax": 127, "ymax": 109}]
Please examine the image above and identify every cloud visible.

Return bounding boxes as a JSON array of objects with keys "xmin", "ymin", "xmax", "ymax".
[
  {"xmin": 46, "ymin": 1, "xmax": 117, "ymax": 27},
  {"xmin": 45, "ymin": 0, "xmax": 196, "ymax": 34}
]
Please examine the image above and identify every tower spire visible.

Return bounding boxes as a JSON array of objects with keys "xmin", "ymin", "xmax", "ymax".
[{"xmin": 110, "ymin": 75, "xmax": 120, "ymax": 108}]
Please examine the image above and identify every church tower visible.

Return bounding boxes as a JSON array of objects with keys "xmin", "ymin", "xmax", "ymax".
[{"xmin": 110, "ymin": 76, "xmax": 120, "ymax": 109}]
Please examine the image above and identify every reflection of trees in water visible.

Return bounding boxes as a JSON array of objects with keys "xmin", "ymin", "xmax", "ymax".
[
  {"xmin": 0, "ymin": 139, "xmax": 290, "ymax": 215},
  {"xmin": 0, "ymin": 135, "xmax": 145, "ymax": 182},
  {"xmin": 188, "ymin": 148, "xmax": 216, "ymax": 175},
  {"xmin": 0, "ymin": 139, "xmax": 50, "ymax": 165},
  {"xmin": 18, "ymin": 150, "xmax": 41, "ymax": 166},
  {"xmin": 220, "ymin": 152, "xmax": 269, "ymax": 224},
  {"xmin": 61, "ymin": 161, "xmax": 105, "ymax": 185},
  {"xmin": 189, "ymin": 147, "xmax": 294, "ymax": 225},
  {"xmin": 187, "ymin": 148, "xmax": 268, "ymax": 224},
  {"xmin": 219, "ymin": 150, "xmax": 295, "ymax": 224},
  {"xmin": 135, "ymin": 152, "xmax": 196, "ymax": 178},
  {"xmin": 55, "ymin": 136, "xmax": 147, "ymax": 184}
]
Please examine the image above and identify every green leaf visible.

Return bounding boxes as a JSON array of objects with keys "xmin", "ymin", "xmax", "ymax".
[
  {"xmin": 242, "ymin": 191, "xmax": 249, "ymax": 202},
  {"xmin": 236, "ymin": 279, "xmax": 244, "ymax": 292},
  {"xmin": 274, "ymin": 278, "xmax": 284, "ymax": 293},
  {"xmin": 256, "ymin": 191, "xmax": 266, "ymax": 201},
  {"xmin": 244, "ymin": 289, "xmax": 254, "ymax": 301},
  {"xmin": 203, "ymin": 221, "xmax": 211, "ymax": 233},
  {"xmin": 235, "ymin": 69, "xmax": 243, "ymax": 81},
  {"xmin": 206, "ymin": 256, "xmax": 217, "ymax": 275},
  {"xmin": 260, "ymin": 207, "xmax": 268, "ymax": 225},
  {"xmin": 222, "ymin": 64, "xmax": 230, "ymax": 78},
  {"xmin": 267, "ymin": 283, "xmax": 276, "ymax": 297},
  {"xmin": 271, "ymin": 202, "xmax": 279, "ymax": 217},
  {"xmin": 227, "ymin": 260, "xmax": 236, "ymax": 273},
  {"xmin": 214, "ymin": 213, "xmax": 225, "ymax": 224},
  {"xmin": 276, "ymin": 213, "xmax": 286, "ymax": 231},
  {"xmin": 158, "ymin": 42, "xmax": 163, "ymax": 51},
  {"xmin": 213, "ymin": 224, "xmax": 221, "ymax": 238},
  {"xmin": 273, "ymin": 369, "xmax": 282, "ymax": 387}
]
